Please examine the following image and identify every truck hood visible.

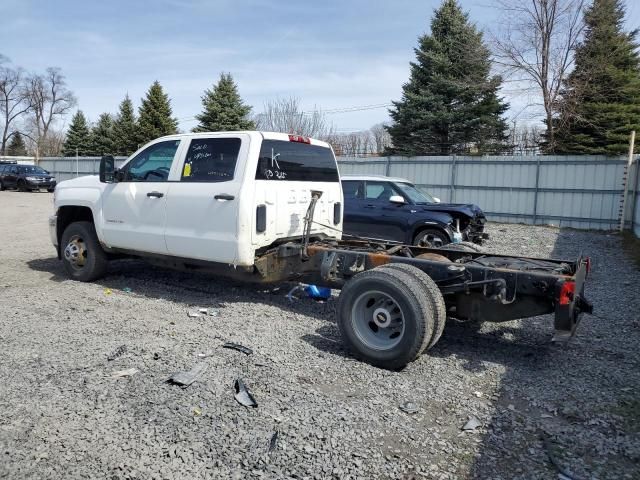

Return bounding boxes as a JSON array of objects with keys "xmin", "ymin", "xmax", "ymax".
[
  {"xmin": 57, "ymin": 175, "xmax": 102, "ymax": 189},
  {"xmin": 415, "ymin": 202, "xmax": 484, "ymax": 218}
]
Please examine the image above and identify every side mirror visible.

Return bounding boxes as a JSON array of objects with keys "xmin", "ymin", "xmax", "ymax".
[
  {"xmin": 99, "ymin": 155, "xmax": 115, "ymax": 183},
  {"xmin": 433, "ymin": 197, "xmax": 441, "ymax": 203},
  {"xmin": 389, "ymin": 195, "xmax": 405, "ymax": 204}
]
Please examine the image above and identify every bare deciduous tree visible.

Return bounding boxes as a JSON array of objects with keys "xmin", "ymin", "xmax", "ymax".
[
  {"xmin": 492, "ymin": 0, "xmax": 584, "ymax": 152},
  {"xmin": 26, "ymin": 67, "xmax": 76, "ymax": 159},
  {"xmin": 0, "ymin": 63, "xmax": 31, "ymax": 155},
  {"xmin": 254, "ymin": 97, "xmax": 335, "ymax": 140},
  {"xmin": 370, "ymin": 123, "xmax": 392, "ymax": 154},
  {"xmin": 510, "ymin": 123, "xmax": 543, "ymax": 154}
]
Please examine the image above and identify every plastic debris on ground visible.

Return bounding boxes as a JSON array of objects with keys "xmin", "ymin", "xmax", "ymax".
[
  {"xmin": 304, "ymin": 284, "xmax": 331, "ymax": 300},
  {"xmin": 234, "ymin": 378, "xmax": 257, "ymax": 408},
  {"xmin": 222, "ymin": 342, "xmax": 253, "ymax": 355},
  {"xmin": 111, "ymin": 368, "xmax": 139, "ymax": 378},
  {"xmin": 104, "ymin": 288, "xmax": 112, "ymax": 295},
  {"xmin": 187, "ymin": 307, "xmax": 219, "ymax": 318},
  {"xmin": 462, "ymin": 416, "xmax": 482, "ymax": 431},
  {"xmin": 399, "ymin": 401, "xmax": 419, "ymax": 414},
  {"xmin": 193, "ymin": 406, "xmax": 202, "ymax": 416},
  {"xmin": 287, "ymin": 283, "xmax": 331, "ymax": 302},
  {"xmin": 107, "ymin": 345, "xmax": 127, "ymax": 361},
  {"xmin": 122, "ymin": 287, "xmax": 132, "ymax": 293},
  {"xmin": 167, "ymin": 363, "xmax": 208, "ymax": 388},
  {"xmin": 268, "ymin": 431, "xmax": 279, "ymax": 452}
]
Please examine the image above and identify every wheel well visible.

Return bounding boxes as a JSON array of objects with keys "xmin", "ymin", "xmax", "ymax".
[
  {"xmin": 56, "ymin": 206, "xmax": 95, "ymax": 258},
  {"xmin": 412, "ymin": 225, "xmax": 451, "ymax": 244}
]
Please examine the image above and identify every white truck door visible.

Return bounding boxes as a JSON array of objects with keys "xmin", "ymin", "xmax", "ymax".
[
  {"xmin": 101, "ymin": 139, "xmax": 182, "ymax": 254},
  {"xmin": 164, "ymin": 135, "xmax": 247, "ymax": 263}
]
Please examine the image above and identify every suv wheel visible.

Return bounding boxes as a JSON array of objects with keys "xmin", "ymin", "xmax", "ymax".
[
  {"xmin": 61, "ymin": 221, "xmax": 109, "ymax": 281},
  {"xmin": 413, "ymin": 228, "xmax": 449, "ymax": 248}
]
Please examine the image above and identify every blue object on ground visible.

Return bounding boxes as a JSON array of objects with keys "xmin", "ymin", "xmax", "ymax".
[{"xmin": 304, "ymin": 285, "xmax": 331, "ymax": 300}]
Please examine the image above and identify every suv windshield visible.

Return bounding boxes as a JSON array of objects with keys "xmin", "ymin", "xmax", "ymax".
[
  {"xmin": 19, "ymin": 166, "xmax": 48, "ymax": 175},
  {"xmin": 395, "ymin": 182, "xmax": 437, "ymax": 204}
]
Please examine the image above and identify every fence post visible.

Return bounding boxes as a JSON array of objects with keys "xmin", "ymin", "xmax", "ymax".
[
  {"xmin": 620, "ymin": 130, "xmax": 636, "ymax": 232},
  {"xmin": 385, "ymin": 156, "xmax": 391, "ymax": 176},
  {"xmin": 532, "ymin": 157, "xmax": 541, "ymax": 225},
  {"xmin": 449, "ymin": 155, "xmax": 457, "ymax": 202},
  {"xmin": 630, "ymin": 156, "xmax": 640, "ymax": 234}
]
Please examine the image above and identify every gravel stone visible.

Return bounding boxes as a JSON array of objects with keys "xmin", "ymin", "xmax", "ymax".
[{"xmin": 0, "ymin": 192, "xmax": 638, "ymax": 479}]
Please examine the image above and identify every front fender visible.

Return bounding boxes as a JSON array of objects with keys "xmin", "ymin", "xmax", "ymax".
[
  {"xmin": 409, "ymin": 215, "xmax": 455, "ymax": 243},
  {"xmin": 55, "ymin": 186, "xmax": 105, "ymax": 243}
]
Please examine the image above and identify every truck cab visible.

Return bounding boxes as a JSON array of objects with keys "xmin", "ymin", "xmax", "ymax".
[{"xmin": 51, "ymin": 131, "xmax": 343, "ymax": 280}]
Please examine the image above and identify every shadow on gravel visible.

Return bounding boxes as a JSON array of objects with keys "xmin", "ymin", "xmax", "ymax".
[
  {"xmin": 465, "ymin": 227, "xmax": 638, "ymax": 479},
  {"xmin": 26, "ymin": 256, "xmax": 335, "ymax": 322}
]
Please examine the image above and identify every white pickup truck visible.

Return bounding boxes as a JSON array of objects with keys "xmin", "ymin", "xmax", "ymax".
[{"xmin": 50, "ymin": 130, "xmax": 592, "ymax": 369}]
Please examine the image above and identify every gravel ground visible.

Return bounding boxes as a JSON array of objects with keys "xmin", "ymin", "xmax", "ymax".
[{"xmin": 0, "ymin": 190, "xmax": 638, "ymax": 480}]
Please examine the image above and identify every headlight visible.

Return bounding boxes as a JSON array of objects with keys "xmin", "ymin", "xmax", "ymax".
[{"xmin": 25, "ymin": 176, "xmax": 37, "ymax": 181}]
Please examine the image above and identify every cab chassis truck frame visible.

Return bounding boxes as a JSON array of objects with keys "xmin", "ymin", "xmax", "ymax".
[{"xmin": 134, "ymin": 192, "xmax": 593, "ymax": 370}]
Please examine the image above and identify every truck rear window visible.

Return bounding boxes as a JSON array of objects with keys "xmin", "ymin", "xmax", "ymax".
[{"xmin": 255, "ymin": 140, "xmax": 339, "ymax": 182}]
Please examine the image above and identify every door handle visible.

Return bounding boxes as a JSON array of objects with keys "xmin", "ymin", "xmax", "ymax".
[
  {"xmin": 214, "ymin": 194, "xmax": 235, "ymax": 201},
  {"xmin": 147, "ymin": 191, "xmax": 164, "ymax": 198}
]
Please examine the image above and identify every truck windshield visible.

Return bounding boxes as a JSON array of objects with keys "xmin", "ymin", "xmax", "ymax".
[
  {"xmin": 256, "ymin": 140, "xmax": 339, "ymax": 182},
  {"xmin": 395, "ymin": 182, "xmax": 437, "ymax": 204}
]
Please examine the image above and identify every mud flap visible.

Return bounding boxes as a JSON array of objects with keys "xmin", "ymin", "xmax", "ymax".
[{"xmin": 553, "ymin": 258, "xmax": 592, "ymax": 342}]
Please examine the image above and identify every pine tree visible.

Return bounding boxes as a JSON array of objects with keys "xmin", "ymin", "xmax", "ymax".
[
  {"xmin": 555, "ymin": 0, "xmax": 640, "ymax": 154},
  {"xmin": 386, "ymin": 0, "xmax": 509, "ymax": 155},
  {"xmin": 7, "ymin": 132, "xmax": 27, "ymax": 156},
  {"xmin": 112, "ymin": 95, "xmax": 139, "ymax": 156},
  {"xmin": 88, "ymin": 113, "xmax": 115, "ymax": 156},
  {"xmin": 63, "ymin": 111, "xmax": 91, "ymax": 157},
  {"xmin": 193, "ymin": 73, "xmax": 255, "ymax": 132},
  {"xmin": 137, "ymin": 81, "xmax": 178, "ymax": 145}
]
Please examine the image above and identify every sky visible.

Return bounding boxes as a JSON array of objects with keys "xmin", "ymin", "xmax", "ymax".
[{"xmin": 1, "ymin": 0, "xmax": 639, "ymax": 134}]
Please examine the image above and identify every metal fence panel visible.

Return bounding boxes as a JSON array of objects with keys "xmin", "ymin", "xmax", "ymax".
[
  {"xmin": 335, "ymin": 154, "xmax": 638, "ymax": 232},
  {"xmin": 36, "ymin": 154, "xmax": 639, "ymax": 235}
]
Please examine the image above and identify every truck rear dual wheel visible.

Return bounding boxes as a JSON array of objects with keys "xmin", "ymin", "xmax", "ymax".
[
  {"xmin": 336, "ymin": 265, "xmax": 445, "ymax": 370},
  {"xmin": 61, "ymin": 221, "xmax": 109, "ymax": 282}
]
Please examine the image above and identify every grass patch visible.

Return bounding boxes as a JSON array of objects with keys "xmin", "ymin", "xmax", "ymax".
[{"xmin": 621, "ymin": 231, "xmax": 640, "ymax": 270}]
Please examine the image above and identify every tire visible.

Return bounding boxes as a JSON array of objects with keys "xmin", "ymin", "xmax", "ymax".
[
  {"xmin": 336, "ymin": 267, "xmax": 435, "ymax": 369},
  {"xmin": 60, "ymin": 221, "xmax": 109, "ymax": 282},
  {"xmin": 441, "ymin": 241, "xmax": 483, "ymax": 253},
  {"xmin": 378, "ymin": 263, "xmax": 447, "ymax": 351},
  {"xmin": 413, "ymin": 228, "xmax": 449, "ymax": 248},
  {"xmin": 47, "ymin": 188, "xmax": 55, "ymax": 193}
]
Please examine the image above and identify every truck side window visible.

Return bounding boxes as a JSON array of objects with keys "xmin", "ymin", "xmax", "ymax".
[
  {"xmin": 181, "ymin": 138, "xmax": 241, "ymax": 182},
  {"xmin": 122, "ymin": 140, "xmax": 180, "ymax": 182}
]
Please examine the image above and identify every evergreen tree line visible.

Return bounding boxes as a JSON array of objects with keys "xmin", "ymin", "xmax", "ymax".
[
  {"xmin": 63, "ymin": 73, "xmax": 253, "ymax": 157},
  {"xmin": 387, "ymin": 0, "xmax": 640, "ymax": 155},
  {"xmin": 62, "ymin": 0, "xmax": 640, "ymax": 157}
]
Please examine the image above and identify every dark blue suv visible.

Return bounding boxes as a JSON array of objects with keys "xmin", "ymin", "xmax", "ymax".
[{"xmin": 341, "ymin": 175, "xmax": 487, "ymax": 247}]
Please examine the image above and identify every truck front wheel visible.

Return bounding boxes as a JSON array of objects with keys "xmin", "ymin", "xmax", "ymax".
[
  {"xmin": 336, "ymin": 267, "xmax": 435, "ymax": 370},
  {"xmin": 60, "ymin": 221, "xmax": 109, "ymax": 282}
]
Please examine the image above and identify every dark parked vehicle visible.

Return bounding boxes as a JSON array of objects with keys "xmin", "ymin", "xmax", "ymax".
[
  {"xmin": 341, "ymin": 175, "xmax": 488, "ymax": 247},
  {"xmin": 0, "ymin": 164, "xmax": 56, "ymax": 192}
]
